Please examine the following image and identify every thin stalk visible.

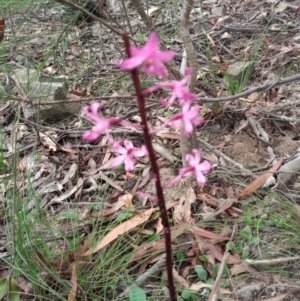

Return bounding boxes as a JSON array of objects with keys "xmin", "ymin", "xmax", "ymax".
[{"xmin": 121, "ymin": 32, "xmax": 176, "ymax": 301}]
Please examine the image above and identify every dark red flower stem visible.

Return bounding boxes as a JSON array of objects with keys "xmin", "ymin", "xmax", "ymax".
[{"xmin": 121, "ymin": 32, "xmax": 177, "ymax": 301}]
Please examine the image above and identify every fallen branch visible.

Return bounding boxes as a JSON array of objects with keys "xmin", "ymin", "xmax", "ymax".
[{"xmin": 198, "ymin": 73, "xmax": 300, "ymax": 103}]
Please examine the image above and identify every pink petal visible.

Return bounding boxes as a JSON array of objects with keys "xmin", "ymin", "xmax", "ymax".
[
  {"xmin": 82, "ymin": 131, "xmax": 101, "ymax": 141},
  {"xmin": 124, "ymin": 140, "xmax": 134, "ymax": 150},
  {"xmin": 184, "ymin": 120, "xmax": 193, "ymax": 135},
  {"xmin": 198, "ymin": 161, "xmax": 212, "ymax": 174},
  {"xmin": 124, "ymin": 157, "xmax": 135, "ymax": 172},
  {"xmin": 143, "ymin": 62, "xmax": 168, "ymax": 78},
  {"xmin": 162, "ymin": 175, "xmax": 182, "ymax": 188},
  {"xmin": 112, "ymin": 140, "xmax": 126, "ymax": 154},
  {"xmin": 195, "ymin": 172, "xmax": 207, "ymax": 186},
  {"xmin": 119, "ymin": 56, "xmax": 145, "ymax": 70},
  {"xmin": 132, "ymin": 145, "xmax": 148, "ymax": 157},
  {"xmin": 145, "ymin": 32, "xmax": 160, "ymax": 51},
  {"xmin": 155, "ymin": 51, "xmax": 176, "ymax": 62},
  {"xmin": 110, "ymin": 155, "xmax": 126, "ymax": 168}
]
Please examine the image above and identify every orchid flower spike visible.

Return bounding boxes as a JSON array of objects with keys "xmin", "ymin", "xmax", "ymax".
[
  {"xmin": 142, "ymin": 67, "xmax": 197, "ymax": 107},
  {"xmin": 110, "ymin": 140, "xmax": 148, "ymax": 172},
  {"xmin": 168, "ymin": 103, "xmax": 204, "ymax": 135},
  {"xmin": 118, "ymin": 32, "xmax": 175, "ymax": 78},
  {"xmin": 82, "ymin": 102, "xmax": 122, "ymax": 141},
  {"xmin": 163, "ymin": 149, "xmax": 211, "ymax": 187}
]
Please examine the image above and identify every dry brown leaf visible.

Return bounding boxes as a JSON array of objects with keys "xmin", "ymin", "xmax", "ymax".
[
  {"xmin": 72, "ymin": 238, "xmax": 90, "ymax": 261},
  {"xmin": 174, "ymin": 187, "xmax": 196, "ymax": 224},
  {"xmin": 190, "ymin": 227, "xmax": 230, "ymax": 240},
  {"xmin": 123, "ymin": 193, "xmax": 134, "ymax": 209},
  {"xmin": 172, "ymin": 267, "xmax": 190, "ymax": 289},
  {"xmin": 210, "ymin": 201, "xmax": 234, "ymax": 218},
  {"xmin": 237, "ymin": 157, "xmax": 283, "ymax": 198},
  {"xmin": 146, "ymin": 6, "xmax": 159, "ymax": 16},
  {"xmin": 90, "ymin": 194, "xmax": 129, "ymax": 217},
  {"xmin": 68, "ymin": 263, "xmax": 77, "ymax": 301},
  {"xmin": 207, "ymin": 244, "xmax": 241, "ymax": 264},
  {"xmin": 16, "ymin": 277, "xmax": 32, "ymax": 293},
  {"xmin": 138, "ymin": 253, "xmax": 165, "ymax": 274},
  {"xmin": 130, "ymin": 225, "xmax": 185, "ymax": 262},
  {"xmin": 83, "ymin": 207, "xmax": 155, "ymax": 256},
  {"xmin": 155, "ymin": 217, "xmax": 164, "ymax": 234},
  {"xmin": 259, "ymin": 294, "xmax": 288, "ymax": 301}
]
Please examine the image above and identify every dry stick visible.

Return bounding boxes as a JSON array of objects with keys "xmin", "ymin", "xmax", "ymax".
[
  {"xmin": 118, "ymin": 256, "xmax": 167, "ymax": 298},
  {"xmin": 208, "ymin": 226, "xmax": 236, "ymax": 301},
  {"xmin": 130, "ymin": 0, "xmax": 153, "ymax": 29},
  {"xmin": 179, "ymin": 0, "xmax": 199, "ymax": 166},
  {"xmin": 198, "ymin": 138, "xmax": 254, "ymax": 177},
  {"xmin": 198, "ymin": 73, "xmax": 300, "ymax": 103},
  {"xmin": 53, "ymin": 0, "xmax": 128, "ymax": 38},
  {"xmin": 121, "ymin": 33, "xmax": 176, "ymax": 301},
  {"xmin": 120, "ymin": 0, "xmax": 135, "ymax": 41}
]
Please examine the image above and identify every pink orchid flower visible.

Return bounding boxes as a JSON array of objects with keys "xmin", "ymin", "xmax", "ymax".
[
  {"xmin": 82, "ymin": 102, "xmax": 122, "ymax": 141},
  {"xmin": 163, "ymin": 149, "xmax": 211, "ymax": 187},
  {"xmin": 143, "ymin": 68, "xmax": 197, "ymax": 107},
  {"xmin": 167, "ymin": 103, "xmax": 204, "ymax": 135},
  {"xmin": 118, "ymin": 32, "xmax": 175, "ymax": 78},
  {"xmin": 110, "ymin": 140, "xmax": 148, "ymax": 172}
]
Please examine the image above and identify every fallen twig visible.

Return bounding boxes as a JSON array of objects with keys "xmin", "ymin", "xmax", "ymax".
[{"xmin": 198, "ymin": 73, "xmax": 300, "ymax": 103}]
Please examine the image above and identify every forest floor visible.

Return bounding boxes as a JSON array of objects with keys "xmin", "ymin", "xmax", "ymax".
[{"xmin": 1, "ymin": 0, "xmax": 300, "ymax": 300}]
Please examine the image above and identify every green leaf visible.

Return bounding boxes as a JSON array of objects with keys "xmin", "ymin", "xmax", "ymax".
[
  {"xmin": 199, "ymin": 255, "xmax": 208, "ymax": 262},
  {"xmin": 117, "ymin": 165, "xmax": 125, "ymax": 172},
  {"xmin": 129, "ymin": 286, "xmax": 146, "ymax": 301},
  {"xmin": 213, "ymin": 263, "xmax": 229, "ymax": 277},
  {"xmin": 245, "ymin": 207, "xmax": 251, "ymax": 215},
  {"xmin": 200, "ymin": 288, "xmax": 210, "ymax": 297},
  {"xmin": 115, "ymin": 211, "xmax": 133, "ymax": 222},
  {"xmin": 236, "ymin": 240, "xmax": 243, "ymax": 249},
  {"xmin": 221, "ymin": 280, "xmax": 230, "ymax": 288},
  {"xmin": 147, "ymin": 233, "xmax": 161, "ymax": 242},
  {"xmin": 206, "ymin": 278, "xmax": 214, "ymax": 285},
  {"xmin": 9, "ymin": 279, "xmax": 20, "ymax": 301},
  {"xmin": 242, "ymin": 250, "xmax": 250, "ymax": 259},
  {"xmin": 243, "ymin": 215, "xmax": 252, "ymax": 225},
  {"xmin": 181, "ymin": 289, "xmax": 191, "ymax": 299},
  {"xmin": 176, "ymin": 251, "xmax": 185, "ymax": 263},
  {"xmin": 226, "ymin": 241, "xmax": 234, "ymax": 251},
  {"xmin": 255, "ymin": 219, "xmax": 262, "ymax": 228},
  {"xmin": 195, "ymin": 265, "xmax": 208, "ymax": 281},
  {"xmin": 250, "ymin": 237, "xmax": 260, "ymax": 246},
  {"xmin": 0, "ymin": 278, "xmax": 9, "ymax": 299},
  {"xmin": 241, "ymin": 228, "xmax": 250, "ymax": 239}
]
